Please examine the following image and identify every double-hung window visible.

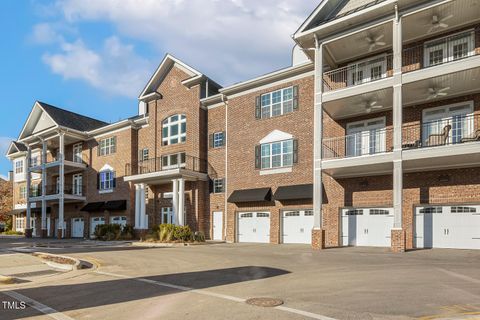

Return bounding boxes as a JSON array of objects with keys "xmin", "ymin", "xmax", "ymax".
[
  {"xmin": 15, "ymin": 160, "xmax": 24, "ymax": 174},
  {"xmin": 31, "ymin": 184, "xmax": 39, "ymax": 197},
  {"xmin": 213, "ymin": 178, "xmax": 225, "ymax": 194},
  {"xmin": 161, "ymin": 207, "xmax": 174, "ymax": 224},
  {"xmin": 162, "ymin": 114, "xmax": 186, "ymax": 146},
  {"xmin": 260, "ymin": 140, "xmax": 293, "ymax": 169},
  {"xmin": 19, "ymin": 186, "xmax": 27, "ymax": 199},
  {"xmin": 212, "ymin": 132, "xmax": 225, "ymax": 148},
  {"xmin": 73, "ymin": 174, "xmax": 83, "ymax": 196},
  {"xmin": 73, "ymin": 143, "xmax": 83, "ymax": 163},
  {"xmin": 99, "ymin": 137, "xmax": 116, "ymax": 156},
  {"xmin": 141, "ymin": 148, "xmax": 149, "ymax": 161},
  {"xmin": 258, "ymin": 87, "xmax": 295, "ymax": 119},
  {"xmin": 99, "ymin": 171, "xmax": 115, "ymax": 191}
]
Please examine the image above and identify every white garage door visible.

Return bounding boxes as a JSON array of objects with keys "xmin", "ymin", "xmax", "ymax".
[
  {"xmin": 110, "ymin": 216, "xmax": 127, "ymax": 227},
  {"xmin": 237, "ymin": 212, "xmax": 270, "ymax": 243},
  {"xmin": 90, "ymin": 217, "xmax": 105, "ymax": 238},
  {"xmin": 71, "ymin": 218, "xmax": 84, "ymax": 238},
  {"xmin": 341, "ymin": 208, "xmax": 394, "ymax": 247},
  {"xmin": 415, "ymin": 205, "xmax": 480, "ymax": 250},
  {"xmin": 282, "ymin": 210, "xmax": 314, "ymax": 244}
]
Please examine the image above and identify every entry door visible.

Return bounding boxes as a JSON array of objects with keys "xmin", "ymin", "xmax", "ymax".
[
  {"xmin": 213, "ymin": 211, "xmax": 223, "ymax": 241},
  {"xmin": 73, "ymin": 143, "xmax": 82, "ymax": 163},
  {"xmin": 415, "ymin": 205, "xmax": 480, "ymax": 249},
  {"xmin": 237, "ymin": 212, "xmax": 270, "ymax": 243},
  {"xmin": 90, "ymin": 217, "xmax": 105, "ymax": 238},
  {"xmin": 71, "ymin": 218, "xmax": 84, "ymax": 238},
  {"xmin": 73, "ymin": 174, "xmax": 83, "ymax": 196},
  {"xmin": 341, "ymin": 208, "xmax": 394, "ymax": 247},
  {"xmin": 346, "ymin": 118, "xmax": 386, "ymax": 157},
  {"xmin": 282, "ymin": 210, "xmax": 314, "ymax": 244}
]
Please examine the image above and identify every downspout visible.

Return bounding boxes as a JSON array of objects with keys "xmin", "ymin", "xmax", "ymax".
[{"xmin": 221, "ymin": 94, "xmax": 228, "ymax": 242}]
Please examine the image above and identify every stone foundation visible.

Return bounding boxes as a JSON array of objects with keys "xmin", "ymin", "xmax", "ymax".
[
  {"xmin": 312, "ymin": 228, "xmax": 326, "ymax": 250},
  {"xmin": 391, "ymin": 228, "xmax": 406, "ymax": 253}
]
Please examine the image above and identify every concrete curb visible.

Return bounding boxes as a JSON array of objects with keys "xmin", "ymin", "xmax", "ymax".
[
  {"xmin": 131, "ymin": 241, "xmax": 210, "ymax": 248},
  {"xmin": 32, "ymin": 252, "xmax": 82, "ymax": 271}
]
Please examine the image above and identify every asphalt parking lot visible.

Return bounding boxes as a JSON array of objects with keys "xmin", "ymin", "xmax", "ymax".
[{"xmin": 0, "ymin": 238, "xmax": 479, "ymax": 320}]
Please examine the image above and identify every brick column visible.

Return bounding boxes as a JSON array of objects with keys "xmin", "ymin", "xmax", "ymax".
[
  {"xmin": 312, "ymin": 228, "xmax": 325, "ymax": 250},
  {"xmin": 391, "ymin": 228, "xmax": 406, "ymax": 253}
]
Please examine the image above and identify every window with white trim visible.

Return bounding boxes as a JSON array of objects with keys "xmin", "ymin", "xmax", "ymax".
[
  {"xmin": 19, "ymin": 186, "xmax": 27, "ymax": 199},
  {"xmin": 162, "ymin": 153, "xmax": 186, "ymax": 170},
  {"xmin": 30, "ymin": 154, "xmax": 39, "ymax": 167},
  {"xmin": 99, "ymin": 171, "xmax": 115, "ymax": 191},
  {"xmin": 213, "ymin": 178, "xmax": 225, "ymax": 194},
  {"xmin": 260, "ymin": 140, "xmax": 293, "ymax": 169},
  {"xmin": 161, "ymin": 207, "xmax": 174, "ymax": 224},
  {"xmin": 15, "ymin": 160, "xmax": 24, "ymax": 174},
  {"xmin": 424, "ymin": 31, "xmax": 475, "ymax": 67},
  {"xmin": 73, "ymin": 174, "xmax": 83, "ymax": 196},
  {"xmin": 16, "ymin": 217, "xmax": 25, "ymax": 230},
  {"xmin": 162, "ymin": 114, "xmax": 186, "ymax": 146},
  {"xmin": 213, "ymin": 132, "xmax": 224, "ymax": 148},
  {"xmin": 73, "ymin": 143, "xmax": 82, "ymax": 163},
  {"xmin": 260, "ymin": 87, "xmax": 294, "ymax": 119},
  {"xmin": 99, "ymin": 137, "xmax": 116, "ymax": 156},
  {"xmin": 141, "ymin": 148, "xmax": 149, "ymax": 161}
]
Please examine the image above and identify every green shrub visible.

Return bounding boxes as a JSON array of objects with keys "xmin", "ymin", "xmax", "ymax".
[
  {"xmin": 148, "ymin": 224, "xmax": 202, "ymax": 243},
  {"xmin": 94, "ymin": 224, "xmax": 135, "ymax": 241},
  {"xmin": 1, "ymin": 230, "xmax": 23, "ymax": 235}
]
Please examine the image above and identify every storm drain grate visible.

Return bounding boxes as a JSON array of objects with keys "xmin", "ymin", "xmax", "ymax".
[{"xmin": 245, "ymin": 297, "xmax": 284, "ymax": 307}]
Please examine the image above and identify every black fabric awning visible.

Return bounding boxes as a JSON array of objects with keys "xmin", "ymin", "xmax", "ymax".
[
  {"xmin": 274, "ymin": 184, "xmax": 313, "ymax": 201},
  {"xmin": 227, "ymin": 188, "xmax": 272, "ymax": 203},
  {"xmin": 5, "ymin": 209, "xmax": 25, "ymax": 216},
  {"xmin": 103, "ymin": 200, "xmax": 127, "ymax": 211},
  {"xmin": 80, "ymin": 202, "xmax": 105, "ymax": 212}
]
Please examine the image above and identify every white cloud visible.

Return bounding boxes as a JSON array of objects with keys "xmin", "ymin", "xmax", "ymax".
[
  {"xmin": 30, "ymin": 23, "xmax": 64, "ymax": 44},
  {"xmin": 49, "ymin": 0, "xmax": 315, "ymax": 86},
  {"xmin": 42, "ymin": 36, "xmax": 153, "ymax": 97}
]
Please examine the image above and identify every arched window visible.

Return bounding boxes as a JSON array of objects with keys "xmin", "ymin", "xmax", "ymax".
[{"xmin": 162, "ymin": 114, "xmax": 186, "ymax": 146}]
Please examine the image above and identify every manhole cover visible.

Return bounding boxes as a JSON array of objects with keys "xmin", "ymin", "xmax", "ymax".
[{"xmin": 245, "ymin": 297, "xmax": 284, "ymax": 307}]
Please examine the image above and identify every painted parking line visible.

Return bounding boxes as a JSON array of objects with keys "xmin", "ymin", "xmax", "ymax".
[
  {"xmin": 436, "ymin": 268, "xmax": 480, "ymax": 284},
  {"xmin": 3, "ymin": 290, "xmax": 75, "ymax": 320},
  {"xmin": 96, "ymin": 270, "xmax": 337, "ymax": 320}
]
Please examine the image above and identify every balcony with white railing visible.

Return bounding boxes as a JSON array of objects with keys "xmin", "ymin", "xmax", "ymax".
[
  {"xmin": 323, "ymin": 53, "xmax": 394, "ymax": 93},
  {"xmin": 402, "ymin": 28, "xmax": 480, "ymax": 74}
]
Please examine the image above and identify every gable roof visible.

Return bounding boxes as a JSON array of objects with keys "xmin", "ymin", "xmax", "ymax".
[
  {"xmin": 295, "ymin": 0, "xmax": 388, "ymax": 36},
  {"xmin": 6, "ymin": 141, "xmax": 27, "ymax": 157},
  {"xmin": 37, "ymin": 102, "xmax": 108, "ymax": 132},
  {"xmin": 139, "ymin": 53, "xmax": 221, "ymax": 100}
]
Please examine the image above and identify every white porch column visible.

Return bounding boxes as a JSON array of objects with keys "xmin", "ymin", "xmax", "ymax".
[
  {"xmin": 172, "ymin": 179, "xmax": 179, "ymax": 225},
  {"xmin": 25, "ymin": 146, "xmax": 32, "ymax": 236},
  {"xmin": 392, "ymin": 10, "xmax": 403, "ymax": 230},
  {"xmin": 41, "ymin": 139, "xmax": 47, "ymax": 234},
  {"xmin": 134, "ymin": 184, "xmax": 141, "ymax": 228},
  {"xmin": 178, "ymin": 178, "xmax": 185, "ymax": 226},
  {"xmin": 313, "ymin": 39, "xmax": 324, "ymax": 230},
  {"xmin": 58, "ymin": 132, "xmax": 65, "ymax": 238},
  {"xmin": 139, "ymin": 183, "xmax": 147, "ymax": 229}
]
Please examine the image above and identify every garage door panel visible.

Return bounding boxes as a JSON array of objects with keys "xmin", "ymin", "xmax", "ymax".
[
  {"xmin": 342, "ymin": 208, "xmax": 393, "ymax": 247},
  {"xmin": 282, "ymin": 210, "xmax": 313, "ymax": 244},
  {"xmin": 415, "ymin": 205, "xmax": 480, "ymax": 249},
  {"xmin": 238, "ymin": 212, "xmax": 270, "ymax": 243}
]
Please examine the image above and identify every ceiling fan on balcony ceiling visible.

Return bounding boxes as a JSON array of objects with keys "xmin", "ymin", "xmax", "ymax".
[
  {"xmin": 365, "ymin": 34, "xmax": 386, "ymax": 52},
  {"xmin": 357, "ymin": 100, "xmax": 384, "ymax": 113},
  {"xmin": 426, "ymin": 14, "xmax": 453, "ymax": 34},
  {"xmin": 427, "ymin": 86, "xmax": 450, "ymax": 100}
]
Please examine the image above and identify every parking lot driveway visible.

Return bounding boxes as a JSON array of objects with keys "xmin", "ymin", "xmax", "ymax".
[{"xmin": 2, "ymin": 241, "xmax": 480, "ymax": 320}]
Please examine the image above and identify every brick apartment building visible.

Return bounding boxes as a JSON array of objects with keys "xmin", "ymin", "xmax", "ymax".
[{"xmin": 6, "ymin": 0, "xmax": 480, "ymax": 251}]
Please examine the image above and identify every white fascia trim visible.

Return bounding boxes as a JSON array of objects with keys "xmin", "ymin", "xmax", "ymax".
[
  {"xmin": 18, "ymin": 102, "xmax": 59, "ymax": 141},
  {"xmin": 295, "ymin": 0, "xmax": 396, "ymax": 40},
  {"xmin": 139, "ymin": 92, "xmax": 162, "ymax": 102},
  {"xmin": 220, "ymin": 62, "xmax": 314, "ymax": 96},
  {"xmin": 139, "ymin": 54, "xmax": 202, "ymax": 99},
  {"xmin": 100, "ymin": 164, "xmax": 115, "ymax": 172},
  {"xmin": 181, "ymin": 74, "xmax": 204, "ymax": 88},
  {"xmin": 227, "ymin": 70, "xmax": 314, "ymax": 100},
  {"xmin": 90, "ymin": 126, "xmax": 132, "ymax": 139},
  {"xmin": 294, "ymin": 0, "xmax": 329, "ymax": 36},
  {"xmin": 207, "ymin": 102, "xmax": 225, "ymax": 110}
]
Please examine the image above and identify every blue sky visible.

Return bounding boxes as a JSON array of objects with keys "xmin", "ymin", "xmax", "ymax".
[{"xmin": 0, "ymin": 0, "xmax": 315, "ymax": 177}]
